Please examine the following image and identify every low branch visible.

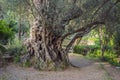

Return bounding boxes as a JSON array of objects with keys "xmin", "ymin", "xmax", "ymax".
[
  {"xmin": 62, "ymin": 21, "xmax": 105, "ymax": 41},
  {"xmin": 65, "ymin": 25, "xmax": 98, "ymax": 53},
  {"xmin": 65, "ymin": 34, "xmax": 82, "ymax": 53},
  {"xmin": 64, "ymin": 21, "xmax": 104, "ymax": 53}
]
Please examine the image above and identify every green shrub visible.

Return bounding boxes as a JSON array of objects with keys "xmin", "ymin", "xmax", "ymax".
[
  {"xmin": 14, "ymin": 55, "xmax": 21, "ymax": 63},
  {"xmin": 88, "ymin": 50, "xmax": 120, "ymax": 67},
  {"xmin": 73, "ymin": 46, "xmax": 86, "ymax": 54},
  {"xmin": 7, "ymin": 38, "xmax": 27, "ymax": 63},
  {"xmin": 22, "ymin": 60, "xmax": 31, "ymax": 67},
  {"xmin": 88, "ymin": 45, "xmax": 100, "ymax": 53},
  {"xmin": 113, "ymin": 27, "xmax": 120, "ymax": 56},
  {"xmin": 103, "ymin": 51, "xmax": 120, "ymax": 66},
  {"xmin": 73, "ymin": 45, "xmax": 100, "ymax": 55},
  {"xmin": 0, "ymin": 20, "xmax": 14, "ymax": 44},
  {"xmin": 0, "ymin": 43, "xmax": 7, "ymax": 52}
]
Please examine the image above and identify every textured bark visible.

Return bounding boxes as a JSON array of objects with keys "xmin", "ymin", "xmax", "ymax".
[
  {"xmin": 18, "ymin": 17, "xmax": 22, "ymax": 40},
  {"xmin": 24, "ymin": 19, "xmax": 69, "ymax": 70}
]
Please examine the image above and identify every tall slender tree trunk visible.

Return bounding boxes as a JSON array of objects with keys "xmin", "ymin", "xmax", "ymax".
[
  {"xmin": 18, "ymin": 16, "xmax": 22, "ymax": 40},
  {"xmin": 98, "ymin": 26, "xmax": 105, "ymax": 60},
  {"xmin": 18, "ymin": 4, "xmax": 22, "ymax": 40}
]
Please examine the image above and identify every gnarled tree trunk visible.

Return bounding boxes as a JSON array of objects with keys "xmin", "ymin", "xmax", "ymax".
[
  {"xmin": 23, "ymin": 0, "xmax": 82, "ymax": 70},
  {"xmin": 24, "ymin": 19, "xmax": 69, "ymax": 70}
]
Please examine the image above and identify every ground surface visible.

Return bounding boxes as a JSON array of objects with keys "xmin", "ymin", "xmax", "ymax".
[{"xmin": 0, "ymin": 53, "xmax": 120, "ymax": 80}]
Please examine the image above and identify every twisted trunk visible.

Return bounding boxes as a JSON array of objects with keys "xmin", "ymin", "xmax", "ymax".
[{"xmin": 24, "ymin": 21, "xmax": 69, "ymax": 70}]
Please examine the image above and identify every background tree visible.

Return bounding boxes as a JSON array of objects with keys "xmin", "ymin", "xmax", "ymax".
[{"xmin": 2, "ymin": 0, "xmax": 32, "ymax": 40}]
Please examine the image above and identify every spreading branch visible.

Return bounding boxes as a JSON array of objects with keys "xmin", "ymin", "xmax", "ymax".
[
  {"xmin": 62, "ymin": 21, "xmax": 105, "ymax": 41},
  {"xmin": 65, "ymin": 34, "xmax": 82, "ymax": 53},
  {"xmin": 63, "ymin": 21, "xmax": 104, "ymax": 53}
]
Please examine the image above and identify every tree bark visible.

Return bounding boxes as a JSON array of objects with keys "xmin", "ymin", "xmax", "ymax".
[
  {"xmin": 98, "ymin": 26, "xmax": 105, "ymax": 60},
  {"xmin": 18, "ymin": 16, "xmax": 22, "ymax": 40},
  {"xmin": 24, "ymin": 19, "xmax": 69, "ymax": 70}
]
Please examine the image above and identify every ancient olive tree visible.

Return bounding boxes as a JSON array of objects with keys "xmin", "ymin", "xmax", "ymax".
[{"xmin": 24, "ymin": 0, "xmax": 120, "ymax": 70}]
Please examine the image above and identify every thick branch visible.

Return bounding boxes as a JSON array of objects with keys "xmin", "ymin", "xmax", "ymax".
[
  {"xmin": 62, "ymin": 21, "xmax": 105, "ymax": 41},
  {"xmin": 65, "ymin": 34, "xmax": 82, "ymax": 53},
  {"xmin": 64, "ymin": 21, "xmax": 104, "ymax": 53}
]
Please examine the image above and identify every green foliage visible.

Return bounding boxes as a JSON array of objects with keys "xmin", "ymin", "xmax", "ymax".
[
  {"xmin": 89, "ymin": 45, "xmax": 100, "ymax": 52},
  {"xmin": 73, "ymin": 46, "xmax": 86, "ymax": 54},
  {"xmin": 74, "ymin": 44, "xmax": 120, "ymax": 67},
  {"xmin": 104, "ymin": 52, "xmax": 120, "ymax": 66},
  {"xmin": 73, "ymin": 45, "xmax": 100, "ymax": 55},
  {"xmin": 88, "ymin": 50, "xmax": 120, "ymax": 67},
  {"xmin": 0, "ymin": 43, "xmax": 7, "ymax": 52},
  {"xmin": 7, "ymin": 38, "xmax": 27, "ymax": 63},
  {"xmin": 0, "ymin": 20, "xmax": 14, "ymax": 44},
  {"xmin": 113, "ymin": 25, "xmax": 120, "ymax": 56},
  {"xmin": 8, "ymin": 20, "xmax": 18, "ymax": 32},
  {"xmin": 88, "ymin": 49, "xmax": 101, "ymax": 58},
  {"xmin": 8, "ymin": 20, "xmax": 29, "ymax": 34},
  {"xmin": 22, "ymin": 60, "xmax": 31, "ymax": 67}
]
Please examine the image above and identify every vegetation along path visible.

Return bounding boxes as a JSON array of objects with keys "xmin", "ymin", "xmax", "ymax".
[{"xmin": 0, "ymin": 53, "xmax": 120, "ymax": 80}]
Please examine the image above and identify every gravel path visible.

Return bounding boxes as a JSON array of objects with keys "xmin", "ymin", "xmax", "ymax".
[{"xmin": 0, "ymin": 54, "xmax": 117, "ymax": 80}]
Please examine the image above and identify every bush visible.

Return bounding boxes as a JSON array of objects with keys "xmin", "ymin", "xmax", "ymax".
[
  {"xmin": 103, "ymin": 51, "xmax": 120, "ymax": 66},
  {"xmin": 73, "ymin": 45, "xmax": 100, "ymax": 55},
  {"xmin": 88, "ymin": 50, "xmax": 120, "ymax": 67},
  {"xmin": 88, "ymin": 49, "xmax": 101, "ymax": 58},
  {"xmin": 7, "ymin": 38, "xmax": 27, "ymax": 63},
  {"xmin": 73, "ymin": 46, "xmax": 86, "ymax": 54},
  {"xmin": 22, "ymin": 60, "xmax": 31, "ymax": 67},
  {"xmin": 0, "ymin": 20, "xmax": 14, "ymax": 44},
  {"xmin": 88, "ymin": 45, "xmax": 100, "ymax": 53},
  {"xmin": 0, "ymin": 43, "xmax": 7, "ymax": 52},
  {"xmin": 74, "ymin": 45, "xmax": 120, "ymax": 67}
]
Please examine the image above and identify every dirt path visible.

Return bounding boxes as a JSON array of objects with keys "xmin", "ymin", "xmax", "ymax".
[
  {"xmin": 0, "ymin": 53, "xmax": 119, "ymax": 80},
  {"xmin": 101, "ymin": 62, "xmax": 120, "ymax": 80},
  {"xmin": 69, "ymin": 54, "xmax": 120, "ymax": 80}
]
